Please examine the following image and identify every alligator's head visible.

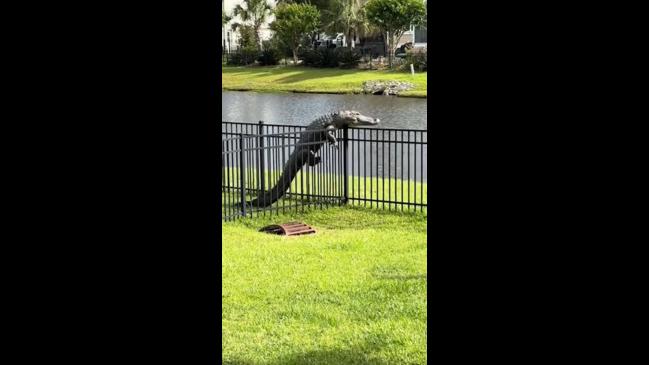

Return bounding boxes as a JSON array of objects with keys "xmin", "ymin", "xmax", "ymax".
[{"xmin": 333, "ymin": 110, "xmax": 380, "ymax": 128}]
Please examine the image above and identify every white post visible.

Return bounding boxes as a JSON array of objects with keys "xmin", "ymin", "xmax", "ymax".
[{"xmin": 410, "ymin": 64, "xmax": 415, "ymax": 76}]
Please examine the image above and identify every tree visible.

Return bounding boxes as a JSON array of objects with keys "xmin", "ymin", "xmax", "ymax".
[
  {"xmin": 222, "ymin": 12, "xmax": 231, "ymax": 26},
  {"xmin": 270, "ymin": 3, "xmax": 320, "ymax": 64},
  {"xmin": 231, "ymin": 0, "xmax": 274, "ymax": 50},
  {"xmin": 365, "ymin": 0, "xmax": 426, "ymax": 68},
  {"xmin": 232, "ymin": 24, "xmax": 257, "ymax": 49},
  {"xmin": 277, "ymin": 0, "xmax": 334, "ymax": 46},
  {"xmin": 323, "ymin": 0, "xmax": 368, "ymax": 48}
]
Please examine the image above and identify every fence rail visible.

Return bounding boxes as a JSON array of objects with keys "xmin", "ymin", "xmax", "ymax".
[
  {"xmin": 221, "ymin": 121, "xmax": 427, "ymax": 221},
  {"xmin": 222, "ymin": 46, "xmax": 387, "ymax": 68}
]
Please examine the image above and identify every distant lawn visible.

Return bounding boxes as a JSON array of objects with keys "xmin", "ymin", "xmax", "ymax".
[
  {"xmin": 222, "ymin": 206, "xmax": 427, "ymax": 364},
  {"xmin": 222, "ymin": 65, "xmax": 427, "ymax": 98}
]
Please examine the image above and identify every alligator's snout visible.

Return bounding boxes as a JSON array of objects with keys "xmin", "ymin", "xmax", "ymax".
[{"xmin": 356, "ymin": 114, "xmax": 380, "ymax": 125}]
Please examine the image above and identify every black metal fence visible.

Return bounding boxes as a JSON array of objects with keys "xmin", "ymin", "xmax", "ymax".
[
  {"xmin": 222, "ymin": 46, "xmax": 386, "ymax": 68},
  {"xmin": 221, "ymin": 121, "xmax": 427, "ymax": 221}
]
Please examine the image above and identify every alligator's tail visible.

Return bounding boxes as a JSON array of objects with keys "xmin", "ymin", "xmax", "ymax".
[{"xmin": 246, "ymin": 151, "xmax": 307, "ymax": 208}]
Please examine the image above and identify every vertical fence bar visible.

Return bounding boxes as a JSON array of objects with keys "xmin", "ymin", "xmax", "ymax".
[
  {"xmin": 421, "ymin": 132, "xmax": 424, "ymax": 212},
  {"xmin": 239, "ymin": 134, "xmax": 246, "ymax": 217},
  {"xmin": 369, "ymin": 129, "xmax": 373, "ymax": 208},
  {"xmin": 258, "ymin": 121, "xmax": 265, "ymax": 194},
  {"xmin": 343, "ymin": 126, "xmax": 349, "ymax": 204},
  {"xmin": 414, "ymin": 131, "xmax": 417, "ymax": 210},
  {"xmin": 388, "ymin": 130, "xmax": 391, "ymax": 211},
  {"xmin": 401, "ymin": 130, "xmax": 404, "ymax": 211},
  {"xmin": 382, "ymin": 129, "xmax": 385, "ymax": 210},
  {"xmin": 280, "ymin": 131, "xmax": 285, "ymax": 212}
]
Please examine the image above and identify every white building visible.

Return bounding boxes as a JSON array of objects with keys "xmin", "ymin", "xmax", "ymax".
[
  {"xmin": 397, "ymin": 24, "xmax": 428, "ymax": 50},
  {"xmin": 222, "ymin": 0, "xmax": 276, "ymax": 51},
  {"xmin": 221, "ymin": 0, "xmax": 426, "ymax": 54}
]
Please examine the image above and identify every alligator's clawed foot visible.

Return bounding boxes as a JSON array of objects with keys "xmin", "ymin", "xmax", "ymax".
[
  {"xmin": 306, "ymin": 150, "xmax": 321, "ymax": 166},
  {"xmin": 307, "ymin": 155, "xmax": 321, "ymax": 166}
]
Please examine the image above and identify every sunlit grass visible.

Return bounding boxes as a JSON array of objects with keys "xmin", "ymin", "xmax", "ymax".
[
  {"xmin": 222, "ymin": 205, "xmax": 427, "ymax": 364},
  {"xmin": 222, "ymin": 167, "xmax": 427, "ymax": 216},
  {"xmin": 222, "ymin": 65, "xmax": 427, "ymax": 98}
]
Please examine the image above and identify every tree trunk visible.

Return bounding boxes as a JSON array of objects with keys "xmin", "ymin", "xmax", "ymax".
[
  {"xmin": 293, "ymin": 49, "xmax": 298, "ymax": 65},
  {"xmin": 387, "ymin": 32, "xmax": 393, "ymax": 68},
  {"xmin": 255, "ymin": 25, "xmax": 262, "ymax": 51}
]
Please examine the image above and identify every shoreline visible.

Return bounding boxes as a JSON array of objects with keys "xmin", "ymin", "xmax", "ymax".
[
  {"xmin": 222, "ymin": 65, "xmax": 427, "ymax": 98},
  {"xmin": 222, "ymin": 87, "xmax": 427, "ymax": 98}
]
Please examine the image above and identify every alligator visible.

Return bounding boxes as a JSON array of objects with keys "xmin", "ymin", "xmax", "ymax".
[{"xmin": 242, "ymin": 110, "xmax": 379, "ymax": 209}]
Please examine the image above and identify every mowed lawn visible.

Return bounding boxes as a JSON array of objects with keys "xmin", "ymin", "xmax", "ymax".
[
  {"xmin": 222, "ymin": 206, "xmax": 427, "ymax": 364},
  {"xmin": 222, "ymin": 66, "xmax": 427, "ymax": 98},
  {"xmin": 222, "ymin": 167, "xmax": 428, "ymax": 217}
]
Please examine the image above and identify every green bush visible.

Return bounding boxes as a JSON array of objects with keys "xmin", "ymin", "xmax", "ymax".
[
  {"xmin": 227, "ymin": 47, "xmax": 259, "ymax": 66},
  {"xmin": 264, "ymin": 38, "xmax": 292, "ymax": 60},
  {"xmin": 298, "ymin": 47, "xmax": 362, "ymax": 68},
  {"xmin": 320, "ymin": 48, "xmax": 339, "ymax": 68},
  {"xmin": 336, "ymin": 48, "xmax": 362, "ymax": 68},
  {"xmin": 401, "ymin": 49, "xmax": 427, "ymax": 72},
  {"xmin": 257, "ymin": 48, "xmax": 282, "ymax": 65},
  {"xmin": 299, "ymin": 48, "xmax": 322, "ymax": 67}
]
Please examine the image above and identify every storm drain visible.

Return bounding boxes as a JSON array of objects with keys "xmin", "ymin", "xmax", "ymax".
[{"xmin": 259, "ymin": 222, "xmax": 316, "ymax": 236}]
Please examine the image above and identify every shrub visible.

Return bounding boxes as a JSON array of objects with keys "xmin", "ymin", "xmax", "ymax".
[
  {"xmin": 336, "ymin": 48, "xmax": 362, "ymax": 68},
  {"xmin": 400, "ymin": 49, "xmax": 427, "ymax": 72},
  {"xmin": 257, "ymin": 47, "xmax": 282, "ymax": 65},
  {"xmin": 298, "ymin": 47, "xmax": 363, "ymax": 68},
  {"xmin": 299, "ymin": 48, "xmax": 322, "ymax": 67},
  {"xmin": 319, "ymin": 48, "xmax": 339, "ymax": 68},
  {"xmin": 227, "ymin": 47, "xmax": 259, "ymax": 66},
  {"xmin": 264, "ymin": 38, "xmax": 292, "ymax": 60}
]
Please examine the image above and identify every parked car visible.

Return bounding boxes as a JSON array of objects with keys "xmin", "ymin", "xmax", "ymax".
[{"xmin": 313, "ymin": 33, "xmax": 344, "ymax": 49}]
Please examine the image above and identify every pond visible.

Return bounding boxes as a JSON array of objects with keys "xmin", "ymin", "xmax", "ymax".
[
  {"xmin": 222, "ymin": 91, "xmax": 427, "ymax": 130},
  {"xmin": 222, "ymin": 91, "xmax": 428, "ymax": 183}
]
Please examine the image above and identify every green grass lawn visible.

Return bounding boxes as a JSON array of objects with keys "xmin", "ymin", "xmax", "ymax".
[
  {"xmin": 222, "ymin": 168, "xmax": 427, "ymax": 217},
  {"xmin": 222, "ymin": 206, "xmax": 427, "ymax": 364},
  {"xmin": 222, "ymin": 65, "xmax": 427, "ymax": 98}
]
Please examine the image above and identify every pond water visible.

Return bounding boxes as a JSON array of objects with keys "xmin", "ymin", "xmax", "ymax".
[
  {"xmin": 222, "ymin": 91, "xmax": 428, "ymax": 183},
  {"xmin": 222, "ymin": 91, "xmax": 427, "ymax": 130}
]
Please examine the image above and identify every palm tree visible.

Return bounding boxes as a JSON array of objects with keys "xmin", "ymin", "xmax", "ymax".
[
  {"xmin": 323, "ymin": 0, "xmax": 367, "ymax": 48},
  {"xmin": 231, "ymin": 0, "xmax": 274, "ymax": 50}
]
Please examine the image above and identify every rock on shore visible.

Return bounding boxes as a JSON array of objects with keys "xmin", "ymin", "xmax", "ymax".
[{"xmin": 361, "ymin": 80, "xmax": 415, "ymax": 95}]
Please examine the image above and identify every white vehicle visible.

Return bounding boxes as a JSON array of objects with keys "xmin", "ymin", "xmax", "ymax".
[{"xmin": 313, "ymin": 33, "xmax": 344, "ymax": 49}]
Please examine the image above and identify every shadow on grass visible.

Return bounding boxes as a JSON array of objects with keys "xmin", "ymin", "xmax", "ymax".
[
  {"xmin": 224, "ymin": 65, "xmax": 376, "ymax": 85},
  {"xmin": 272, "ymin": 70, "xmax": 355, "ymax": 84},
  {"xmin": 375, "ymin": 274, "xmax": 427, "ymax": 281},
  {"xmin": 224, "ymin": 349, "xmax": 389, "ymax": 365},
  {"xmin": 223, "ymin": 338, "xmax": 395, "ymax": 365}
]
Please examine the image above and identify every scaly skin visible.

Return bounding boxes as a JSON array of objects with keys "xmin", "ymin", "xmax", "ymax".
[{"xmin": 244, "ymin": 111, "xmax": 379, "ymax": 209}]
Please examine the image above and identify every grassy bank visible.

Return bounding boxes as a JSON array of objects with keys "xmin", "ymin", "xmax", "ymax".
[
  {"xmin": 222, "ymin": 65, "xmax": 427, "ymax": 98},
  {"xmin": 222, "ymin": 206, "xmax": 427, "ymax": 364}
]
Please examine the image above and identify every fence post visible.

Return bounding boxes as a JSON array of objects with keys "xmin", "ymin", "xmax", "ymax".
[
  {"xmin": 343, "ymin": 126, "xmax": 349, "ymax": 204},
  {"xmin": 258, "ymin": 120, "xmax": 265, "ymax": 194},
  {"xmin": 239, "ymin": 133, "xmax": 246, "ymax": 217}
]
